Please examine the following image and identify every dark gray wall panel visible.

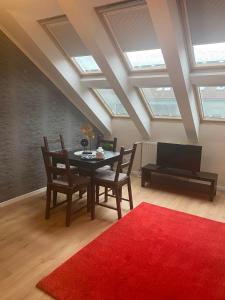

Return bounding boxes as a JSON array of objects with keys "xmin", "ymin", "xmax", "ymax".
[{"xmin": 0, "ymin": 30, "xmax": 99, "ymax": 202}]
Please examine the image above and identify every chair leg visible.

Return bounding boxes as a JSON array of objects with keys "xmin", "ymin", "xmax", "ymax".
[
  {"xmin": 115, "ymin": 188, "xmax": 122, "ymax": 219},
  {"xmin": 79, "ymin": 189, "xmax": 86, "ymax": 199},
  {"xmin": 127, "ymin": 178, "xmax": 133, "ymax": 210},
  {"xmin": 45, "ymin": 187, "xmax": 51, "ymax": 219},
  {"xmin": 66, "ymin": 193, "xmax": 73, "ymax": 227},
  {"xmin": 87, "ymin": 186, "xmax": 91, "ymax": 213},
  {"xmin": 89, "ymin": 184, "xmax": 95, "ymax": 220},
  {"xmin": 119, "ymin": 187, "xmax": 122, "ymax": 202},
  {"xmin": 53, "ymin": 191, "xmax": 57, "ymax": 207},
  {"xmin": 104, "ymin": 187, "xmax": 108, "ymax": 202},
  {"xmin": 96, "ymin": 185, "xmax": 100, "ymax": 204}
]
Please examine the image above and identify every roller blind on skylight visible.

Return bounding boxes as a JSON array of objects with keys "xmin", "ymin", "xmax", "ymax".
[
  {"xmin": 104, "ymin": 5, "xmax": 159, "ymax": 52},
  {"xmin": 102, "ymin": 4, "xmax": 164, "ymax": 70},
  {"xmin": 48, "ymin": 20, "xmax": 89, "ymax": 57},
  {"xmin": 46, "ymin": 18, "xmax": 101, "ymax": 73},
  {"xmin": 186, "ymin": 0, "xmax": 225, "ymax": 46}
]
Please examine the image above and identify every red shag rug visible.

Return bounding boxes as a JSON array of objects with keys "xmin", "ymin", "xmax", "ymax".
[{"xmin": 37, "ymin": 202, "xmax": 225, "ymax": 300}]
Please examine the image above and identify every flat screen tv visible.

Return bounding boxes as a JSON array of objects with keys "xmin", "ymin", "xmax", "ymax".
[{"xmin": 157, "ymin": 142, "xmax": 202, "ymax": 173}]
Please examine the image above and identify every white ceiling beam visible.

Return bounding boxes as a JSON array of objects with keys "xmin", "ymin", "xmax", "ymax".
[
  {"xmin": 129, "ymin": 74, "xmax": 171, "ymax": 88},
  {"xmin": 80, "ymin": 77, "xmax": 109, "ymax": 89},
  {"xmin": 1, "ymin": 10, "xmax": 112, "ymax": 136},
  {"xmin": 58, "ymin": 0, "xmax": 151, "ymax": 139},
  {"xmin": 191, "ymin": 72, "xmax": 225, "ymax": 86},
  {"xmin": 146, "ymin": 0, "xmax": 200, "ymax": 143},
  {"xmin": 81, "ymin": 73, "xmax": 171, "ymax": 89}
]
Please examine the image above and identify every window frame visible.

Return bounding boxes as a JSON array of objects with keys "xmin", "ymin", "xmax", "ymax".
[
  {"xmin": 196, "ymin": 85, "xmax": 225, "ymax": 122},
  {"xmin": 71, "ymin": 56, "xmax": 101, "ymax": 75},
  {"xmin": 92, "ymin": 88, "xmax": 130, "ymax": 118},
  {"xmin": 39, "ymin": 15, "xmax": 102, "ymax": 77},
  {"xmin": 138, "ymin": 87, "xmax": 182, "ymax": 120},
  {"xmin": 98, "ymin": 2, "xmax": 167, "ymax": 74},
  {"xmin": 123, "ymin": 50, "xmax": 166, "ymax": 72},
  {"xmin": 180, "ymin": 0, "xmax": 225, "ymax": 71}
]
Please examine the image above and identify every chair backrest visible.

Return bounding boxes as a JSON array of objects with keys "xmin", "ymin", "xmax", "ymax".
[
  {"xmin": 114, "ymin": 143, "xmax": 137, "ymax": 182},
  {"xmin": 96, "ymin": 137, "xmax": 117, "ymax": 152},
  {"xmin": 43, "ymin": 134, "xmax": 65, "ymax": 152},
  {"xmin": 41, "ymin": 147, "xmax": 73, "ymax": 186}
]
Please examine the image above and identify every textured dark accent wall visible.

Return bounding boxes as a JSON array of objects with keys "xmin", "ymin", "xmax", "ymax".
[{"xmin": 0, "ymin": 31, "xmax": 99, "ymax": 203}]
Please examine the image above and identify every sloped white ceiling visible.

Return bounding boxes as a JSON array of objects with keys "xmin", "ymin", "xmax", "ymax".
[{"xmin": 1, "ymin": 0, "xmax": 225, "ymax": 142}]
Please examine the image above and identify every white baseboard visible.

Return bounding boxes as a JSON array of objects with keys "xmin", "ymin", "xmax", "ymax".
[
  {"xmin": 217, "ymin": 185, "xmax": 225, "ymax": 192},
  {"xmin": 0, "ymin": 187, "xmax": 46, "ymax": 208}
]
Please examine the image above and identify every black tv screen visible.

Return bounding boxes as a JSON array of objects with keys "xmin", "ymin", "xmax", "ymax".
[{"xmin": 157, "ymin": 142, "xmax": 202, "ymax": 172}]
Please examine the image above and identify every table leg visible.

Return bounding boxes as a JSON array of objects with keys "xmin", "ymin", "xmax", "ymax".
[
  {"xmin": 90, "ymin": 170, "xmax": 95, "ymax": 220},
  {"xmin": 149, "ymin": 172, "xmax": 152, "ymax": 187},
  {"xmin": 141, "ymin": 173, "xmax": 145, "ymax": 187},
  {"xmin": 214, "ymin": 178, "xmax": 218, "ymax": 195},
  {"xmin": 210, "ymin": 179, "xmax": 217, "ymax": 201},
  {"xmin": 210, "ymin": 181, "xmax": 215, "ymax": 201}
]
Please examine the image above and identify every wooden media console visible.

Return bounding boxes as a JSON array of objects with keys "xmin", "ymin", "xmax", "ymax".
[{"xmin": 141, "ymin": 163, "xmax": 218, "ymax": 201}]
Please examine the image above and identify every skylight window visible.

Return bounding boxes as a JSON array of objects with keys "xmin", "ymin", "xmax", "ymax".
[
  {"xmin": 101, "ymin": 4, "xmax": 165, "ymax": 72},
  {"xmin": 71, "ymin": 56, "xmax": 101, "ymax": 73},
  {"xmin": 140, "ymin": 87, "xmax": 181, "ymax": 118},
  {"xmin": 193, "ymin": 43, "xmax": 225, "ymax": 65},
  {"xmin": 183, "ymin": 0, "xmax": 225, "ymax": 68},
  {"xmin": 198, "ymin": 86, "xmax": 225, "ymax": 120},
  {"xmin": 125, "ymin": 49, "xmax": 165, "ymax": 70},
  {"xmin": 42, "ymin": 17, "xmax": 102, "ymax": 75},
  {"xmin": 94, "ymin": 89, "xmax": 129, "ymax": 117}
]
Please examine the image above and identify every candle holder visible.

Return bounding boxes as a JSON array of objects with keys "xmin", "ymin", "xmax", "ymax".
[
  {"xmin": 81, "ymin": 123, "xmax": 95, "ymax": 153},
  {"xmin": 80, "ymin": 138, "xmax": 88, "ymax": 152}
]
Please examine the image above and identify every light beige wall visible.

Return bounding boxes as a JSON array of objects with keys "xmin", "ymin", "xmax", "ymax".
[
  {"xmin": 109, "ymin": 118, "xmax": 225, "ymax": 187},
  {"xmin": 199, "ymin": 124, "xmax": 225, "ymax": 186},
  {"xmin": 109, "ymin": 118, "xmax": 143, "ymax": 172}
]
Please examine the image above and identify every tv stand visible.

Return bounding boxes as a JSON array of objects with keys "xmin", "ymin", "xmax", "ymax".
[{"xmin": 141, "ymin": 164, "xmax": 218, "ymax": 201}]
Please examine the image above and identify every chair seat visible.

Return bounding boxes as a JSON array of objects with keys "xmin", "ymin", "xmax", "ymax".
[
  {"xmin": 95, "ymin": 170, "xmax": 128, "ymax": 184},
  {"xmin": 57, "ymin": 163, "xmax": 78, "ymax": 175},
  {"xmin": 95, "ymin": 165, "xmax": 111, "ymax": 173},
  {"xmin": 53, "ymin": 175, "xmax": 90, "ymax": 189}
]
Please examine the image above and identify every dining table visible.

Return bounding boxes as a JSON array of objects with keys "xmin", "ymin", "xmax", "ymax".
[{"xmin": 66, "ymin": 150, "xmax": 120, "ymax": 219}]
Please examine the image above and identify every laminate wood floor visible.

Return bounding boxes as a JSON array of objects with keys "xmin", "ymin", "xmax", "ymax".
[{"xmin": 1, "ymin": 175, "xmax": 225, "ymax": 300}]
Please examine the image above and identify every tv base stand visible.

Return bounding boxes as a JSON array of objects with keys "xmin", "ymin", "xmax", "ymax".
[{"xmin": 141, "ymin": 164, "xmax": 218, "ymax": 201}]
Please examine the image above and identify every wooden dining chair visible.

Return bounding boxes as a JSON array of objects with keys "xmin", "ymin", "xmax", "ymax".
[
  {"xmin": 41, "ymin": 147, "xmax": 93, "ymax": 226},
  {"xmin": 95, "ymin": 137, "xmax": 118, "ymax": 199},
  {"xmin": 43, "ymin": 134, "xmax": 78, "ymax": 170},
  {"xmin": 43, "ymin": 135, "xmax": 81, "ymax": 201},
  {"xmin": 43, "ymin": 135, "xmax": 78, "ymax": 172},
  {"xmin": 96, "ymin": 137, "xmax": 117, "ymax": 169},
  {"xmin": 95, "ymin": 143, "xmax": 137, "ymax": 219},
  {"xmin": 43, "ymin": 134, "xmax": 65, "ymax": 151},
  {"xmin": 96, "ymin": 136, "xmax": 117, "ymax": 153}
]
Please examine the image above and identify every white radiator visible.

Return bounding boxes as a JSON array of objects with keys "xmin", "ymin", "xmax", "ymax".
[
  {"xmin": 132, "ymin": 141, "xmax": 157, "ymax": 176},
  {"xmin": 141, "ymin": 141, "xmax": 157, "ymax": 168}
]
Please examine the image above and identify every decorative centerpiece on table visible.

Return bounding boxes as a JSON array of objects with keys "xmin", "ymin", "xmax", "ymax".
[
  {"xmin": 96, "ymin": 146, "xmax": 105, "ymax": 159},
  {"xmin": 80, "ymin": 138, "xmax": 88, "ymax": 152},
  {"xmin": 80, "ymin": 123, "xmax": 96, "ymax": 159},
  {"xmin": 101, "ymin": 143, "xmax": 113, "ymax": 151}
]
